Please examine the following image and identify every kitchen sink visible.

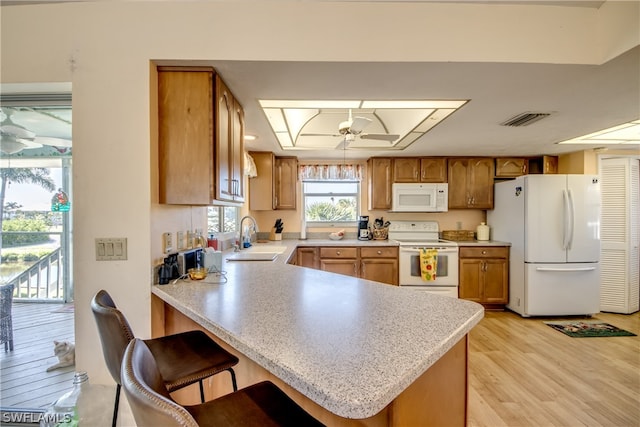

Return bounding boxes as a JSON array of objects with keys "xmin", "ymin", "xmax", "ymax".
[
  {"xmin": 227, "ymin": 252, "xmax": 279, "ymax": 262},
  {"xmin": 245, "ymin": 245, "xmax": 287, "ymax": 254}
]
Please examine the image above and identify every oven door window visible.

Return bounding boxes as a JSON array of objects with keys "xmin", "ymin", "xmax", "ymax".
[{"xmin": 409, "ymin": 253, "xmax": 450, "ymax": 278}]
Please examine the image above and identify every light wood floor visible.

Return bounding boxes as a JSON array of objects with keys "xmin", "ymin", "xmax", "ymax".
[
  {"xmin": 467, "ymin": 310, "xmax": 640, "ymax": 427},
  {"xmin": 2, "ymin": 303, "xmax": 638, "ymax": 426},
  {"xmin": 0, "ymin": 302, "xmax": 76, "ymax": 410}
]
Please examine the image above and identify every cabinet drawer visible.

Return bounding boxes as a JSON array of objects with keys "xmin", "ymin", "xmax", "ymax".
[
  {"xmin": 360, "ymin": 247, "xmax": 398, "ymax": 258},
  {"xmin": 459, "ymin": 247, "xmax": 508, "ymax": 258},
  {"xmin": 319, "ymin": 247, "xmax": 358, "ymax": 259}
]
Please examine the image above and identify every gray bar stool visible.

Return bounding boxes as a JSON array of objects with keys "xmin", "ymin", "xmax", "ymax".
[
  {"xmin": 91, "ymin": 290, "xmax": 238, "ymax": 427},
  {"xmin": 122, "ymin": 338, "xmax": 325, "ymax": 427}
]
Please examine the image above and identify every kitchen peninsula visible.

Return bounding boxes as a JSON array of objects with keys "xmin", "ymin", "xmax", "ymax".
[{"xmin": 152, "ymin": 242, "xmax": 484, "ymax": 426}]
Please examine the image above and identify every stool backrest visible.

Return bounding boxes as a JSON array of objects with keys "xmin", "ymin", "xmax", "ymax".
[
  {"xmin": 91, "ymin": 290, "xmax": 135, "ymax": 385},
  {"xmin": 122, "ymin": 338, "xmax": 199, "ymax": 427},
  {"xmin": 0, "ymin": 283, "xmax": 14, "ymax": 319},
  {"xmin": 1, "ymin": 283, "xmax": 14, "ymax": 345}
]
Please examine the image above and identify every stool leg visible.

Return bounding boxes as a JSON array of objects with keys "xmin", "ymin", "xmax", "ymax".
[
  {"xmin": 228, "ymin": 368, "xmax": 238, "ymax": 392},
  {"xmin": 112, "ymin": 384, "xmax": 121, "ymax": 427},
  {"xmin": 199, "ymin": 380, "xmax": 205, "ymax": 403}
]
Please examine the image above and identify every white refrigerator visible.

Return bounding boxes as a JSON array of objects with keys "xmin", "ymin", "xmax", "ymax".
[{"xmin": 488, "ymin": 175, "xmax": 601, "ymax": 317}]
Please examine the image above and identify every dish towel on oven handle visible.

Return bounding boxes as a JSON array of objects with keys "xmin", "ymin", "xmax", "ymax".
[{"xmin": 420, "ymin": 248, "xmax": 438, "ymax": 281}]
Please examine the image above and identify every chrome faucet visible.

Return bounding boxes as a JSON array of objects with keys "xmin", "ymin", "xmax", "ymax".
[{"xmin": 239, "ymin": 215, "xmax": 259, "ymax": 249}]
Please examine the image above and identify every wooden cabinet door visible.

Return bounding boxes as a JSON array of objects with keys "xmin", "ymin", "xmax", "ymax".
[
  {"xmin": 231, "ymin": 98, "xmax": 245, "ymax": 202},
  {"xmin": 483, "ymin": 258, "xmax": 508, "ymax": 303},
  {"xmin": 216, "ymin": 76, "xmax": 244, "ymax": 202},
  {"xmin": 215, "ymin": 76, "xmax": 234, "ymax": 202},
  {"xmin": 543, "ymin": 156, "xmax": 558, "ymax": 174},
  {"xmin": 320, "ymin": 259, "xmax": 359, "ymax": 278},
  {"xmin": 360, "ymin": 258, "xmax": 398, "ymax": 285},
  {"xmin": 368, "ymin": 158, "xmax": 392, "ymax": 210},
  {"xmin": 158, "ymin": 68, "xmax": 215, "ymax": 205},
  {"xmin": 495, "ymin": 158, "xmax": 528, "ymax": 177},
  {"xmin": 248, "ymin": 151, "xmax": 275, "ymax": 210},
  {"xmin": 458, "ymin": 258, "xmax": 483, "ymax": 302},
  {"xmin": 420, "ymin": 158, "xmax": 447, "ymax": 182},
  {"xmin": 447, "ymin": 158, "xmax": 470, "ymax": 208},
  {"xmin": 393, "ymin": 158, "xmax": 420, "ymax": 182},
  {"xmin": 275, "ymin": 157, "xmax": 297, "ymax": 210},
  {"xmin": 296, "ymin": 247, "xmax": 318, "ymax": 269},
  {"xmin": 469, "ymin": 158, "xmax": 495, "ymax": 209}
]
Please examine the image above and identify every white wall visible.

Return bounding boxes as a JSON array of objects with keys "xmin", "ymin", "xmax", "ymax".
[{"xmin": 1, "ymin": 0, "xmax": 638, "ymax": 384}]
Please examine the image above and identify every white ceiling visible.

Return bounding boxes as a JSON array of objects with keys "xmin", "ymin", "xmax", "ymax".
[
  {"xmin": 210, "ymin": 46, "xmax": 639, "ymax": 159},
  {"xmin": 1, "ymin": 0, "xmax": 637, "ymax": 161}
]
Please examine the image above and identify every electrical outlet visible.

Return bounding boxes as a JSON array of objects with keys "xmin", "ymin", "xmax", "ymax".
[
  {"xmin": 163, "ymin": 232, "xmax": 173, "ymax": 254},
  {"xmin": 177, "ymin": 231, "xmax": 184, "ymax": 250},
  {"xmin": 187, "ymin": 231, "xmax": 194, "ymax": 249}
]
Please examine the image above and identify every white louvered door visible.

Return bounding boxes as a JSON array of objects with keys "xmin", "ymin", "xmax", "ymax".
[{"xmin": 599, "ymin": 157, "xmax": 639, "ymax": 314}]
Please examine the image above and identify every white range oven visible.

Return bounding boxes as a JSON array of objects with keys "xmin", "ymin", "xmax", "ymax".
[{"xmin": 389, "ymin": 221, "xmax": 459, "ymax": 298}]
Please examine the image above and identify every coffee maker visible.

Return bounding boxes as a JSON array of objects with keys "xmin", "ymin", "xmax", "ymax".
[{"xmin": 357, "ymin": 216, "xmax": 370, "ymax": 240}]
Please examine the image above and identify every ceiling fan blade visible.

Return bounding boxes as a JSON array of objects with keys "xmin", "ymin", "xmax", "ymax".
[
  {"xmin": 1, "ymin": 124, "xmax": 36, "ymax": 140},
  {"xmin": 360, "ymin": 134, "xmax": 400, "ymax": 142},
  {"xmin": 348, "ymin": 117, "xmax": 372, "ymax": 134},
  {"xmin": 335, "ymin": 139, "xmax": 349, "ymax": 150},
  {"xmin": 300, "ymin": 133, "xmax": 342, "ymax": 137},
  {"xmin": 33, "ymin": 136, "xmax": 72, "ymax": 147}
]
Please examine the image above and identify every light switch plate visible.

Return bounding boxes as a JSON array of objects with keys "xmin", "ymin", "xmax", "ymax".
[
  {"xmin": 95, "ymin": 238, "xmax": 128, "ymax": 261},
  {"xmin": 163, "ymin": 232, "xmax": 173, "ymax": 254}
]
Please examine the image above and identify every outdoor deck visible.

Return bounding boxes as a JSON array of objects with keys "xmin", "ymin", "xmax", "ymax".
[{"xmin": 0, "ymin": 302, "xmax": 75, "ymax": 410}]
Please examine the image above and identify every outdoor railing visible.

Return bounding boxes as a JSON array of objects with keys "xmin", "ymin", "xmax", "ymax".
[
  {"xmin": 11, "ymin": 248, "xmax": 63, "ymax": 301},
  {"xmin": 2, "ymin": 231, "xmax": 65, "ymax": 302}
]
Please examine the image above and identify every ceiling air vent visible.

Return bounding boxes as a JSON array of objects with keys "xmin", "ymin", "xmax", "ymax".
[{"xmin": 501, "ymin": 112, "xmax": 551, "ymax": 127}]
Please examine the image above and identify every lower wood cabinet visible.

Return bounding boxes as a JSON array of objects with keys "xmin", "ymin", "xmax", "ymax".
[
  {"xmin": 319, "ymin": 247, "xmax": 359, "ymax": 278},
  {"xmin": 459, "ymin": 246, "xmax": 509, "ymax": 306},
  {"xmin": 297, "ymin": 246, "xmax": 398, "ymax": 285},
  {"xmin": 296, "ymin": 247, "xmax": 319, "ymax": 269},
  {"xmin": 360, "ymin": 247, "xmax": 399, "ymax": 285}
]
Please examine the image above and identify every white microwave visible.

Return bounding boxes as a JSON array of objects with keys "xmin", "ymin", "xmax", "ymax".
[{"xmin": 391, "ymin": 183, "xmax": 449, "ymax": 212}]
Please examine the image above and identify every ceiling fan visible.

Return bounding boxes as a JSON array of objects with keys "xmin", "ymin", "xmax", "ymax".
[
  {"xmin": 0, "ymin": 107, "xmax": 71, "ymax": 154},
  {"xmin": 301, "ymin": 110, "xmax": 400, "ymax": 149}
]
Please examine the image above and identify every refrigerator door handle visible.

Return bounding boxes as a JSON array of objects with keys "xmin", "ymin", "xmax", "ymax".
[
  {"xmin": 567, "ymin": 189, "xmax": 575, "ymax": 250},
  {"xmin": 536, "ymin": 267, "xmax": 597, "ymax": 272},
  {"xmin": 562, "ymin": 189, "xmax": 570, "ymax": 250}
]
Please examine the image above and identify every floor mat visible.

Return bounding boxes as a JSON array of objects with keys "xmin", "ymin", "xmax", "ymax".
[{"xmin": 544, "ymin": 320, "xmax": 636, "ymax": 338}]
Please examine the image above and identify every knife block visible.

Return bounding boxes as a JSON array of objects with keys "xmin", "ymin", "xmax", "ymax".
[{"xmin": 269, "ymin": 228, "xmax": 282, "ymax": 241}]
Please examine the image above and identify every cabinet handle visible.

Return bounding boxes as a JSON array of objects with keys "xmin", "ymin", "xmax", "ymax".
[
  {"xmin": 336, "ymin": 251, "xmax": 341, "ymax": 256},
  {"xmin": 377, "ymin": 250, "xmax": 382, "ymax": 255},
  {"xmin": 482, "ymin": 250, "xmax": 487, "ymax": 255}
]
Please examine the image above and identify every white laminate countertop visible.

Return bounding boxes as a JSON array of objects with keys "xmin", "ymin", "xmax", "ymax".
[{"xmin": 152, "ymin": 240, "xmax": 484, "ymax": 419}]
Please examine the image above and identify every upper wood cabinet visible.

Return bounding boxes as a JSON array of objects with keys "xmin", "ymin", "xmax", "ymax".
[
  {"xmin": 215, "ymin": 76, "xmax": 244, "ymax": 203},
  {"xmin": 495, "ymin": 158, "xmax": 528, "ymax": 178},
  {"xmin": 158, "ymin": 66, "xmax": 244, "ymax": 205},
  {"xmin": 393, "ymin": 158, "xmax": 420, "ymax": 182},
  {"xmin": 392, "ymin": 158, "xmax": 447, "ymax": 183},
  {"xmin": 367, "ymin": 157, "xmax": 392, "ymax": 210},
  {"xmin": 274, "ymin": 157, "xmax": 297, "ymax": 210},
  {"xmin": 158, "ymin": 68, "xmax": 214, "ymax": 205},
  {"xmin": 529, "ymin": 155, "xmax": 558, "ymax": 174},
  {"xmin": 420, "ymin": 158, "xmax": 448, "ymax": 182},
  {"xmin": 248, "ymin": 152, "xmax": 297, "ymax": 211},
  {"xmin": 448, "ymin": 158, "xmax": 495, "ymax": 209}
]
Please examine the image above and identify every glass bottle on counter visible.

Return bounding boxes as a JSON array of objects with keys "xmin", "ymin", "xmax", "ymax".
[{"xmin": 40, "ymin": 371, "xmax": 109, "ymax": 427}]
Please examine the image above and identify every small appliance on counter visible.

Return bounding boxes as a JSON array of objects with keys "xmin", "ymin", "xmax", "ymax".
[
  {"xmin": 357, "ymin": 216, "xmax": 370, "ymax": 240},
  {"xmin": 476, "ymin": 222, "xmax": 490, "ymax": 241}
]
